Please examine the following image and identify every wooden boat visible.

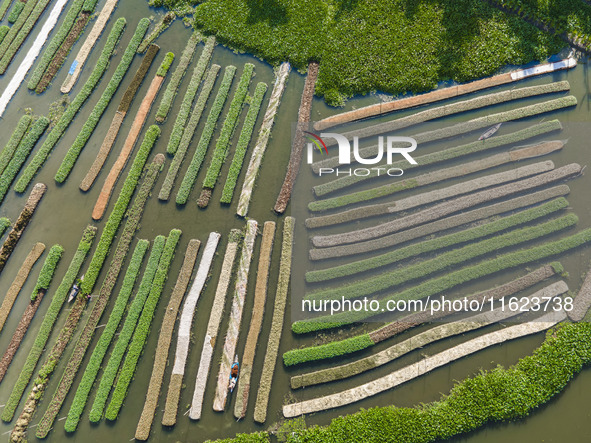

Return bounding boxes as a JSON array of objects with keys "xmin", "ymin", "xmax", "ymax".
[
  {"xmin": 478, "ymin": 123, "xmax": 502, "ymax": 140},
  {"xmin": 68, "ymin": 284, "xmax": 80, "ymax": 303}
]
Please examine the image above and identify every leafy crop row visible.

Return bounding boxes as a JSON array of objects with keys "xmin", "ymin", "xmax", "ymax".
[
  {"xmin": 155, "ymin": 32, "xmax": 200, "ymax": 122},
  {"xmin": 36, "ymin": 155, "xmax": 165, "ymax": 438},
  {"xmin": 105, "ymin": 229, "xmax": 181, "ymax": 420},
  {"xmin": 138, "ymin": 11, "xmax": 175, "ymax": 53},
  {"xmin": 0, "ymin": 116, "xmax": 49, "ymax": 205},
  {"xmin": 0, "ymin": 0, "xmax": 52, "ymax": 73},
  {"xmin": 253, "ymin": 217, "xmax": 294, "ymax": 423},
  {"xmin": 315, "ymin": 96, "xmax": 576, "ymax": 195},
  {"xmin": 7, "ymin": 1, "xmax": 24, "ymax": 23},
  {"xmin": 0, "ymin": 114, "xmax": 32, "ymax": 176},
  {"xmin": 299, "ymin": 214, "xmax": 577, "ymax": 332},
  {"xmin": 27, "ymin": 0, "xmax": 86, "ymax": 90},
  {"xmin": 1, "ymin": 225, "xmax": 97, "ymax": 422},
  {"xmin": 290, "ymin": 230, "xmax": 591, "ymax": 351},
  {"xmin": 0, "ymin": 0, "xmax": 12, "ymax": 20},
  {"xmin": 89, "ymin": 236, "xmax": 166, "ymax": 422},
  {"xmin": 492, "ymin": 0, "xmax": 591, "ymax": 44},
  {"xmin": 286, "ymin": 262, "xmax": 563, "ymax": 366},
  {"xmin": 30, "ymin": 244, "xmax": 64, "ymax": 301},
  {"xmin": 312, "ymin": 119, "xmax": 562, "ymax": 198},
  {"xmin": 159, "ymin": 64, "xmax": 220, "ymax": 201},
  {"xmin": 221, "ymin": 82, "xmax": 267, "ymax": 204},
  {"xmin": 192, "ymin": 0, "xmax": 566, "ymax": 106},
  {"xmin": 0, "ymin": 218, "xmax": 10, "ymax": 238},
  {"xmin": 211, "ymin": 321, "xmax": 591, "ymax": 443},
  {"xmin": 167, "ymin": 36, "xmax": 215, "ymax": 156},
  {"xmin": 0, "ymin": 25, "xmax": 8, "ymax": 44},
  {"xmin": 63, "ymin": 240, "xmax": 149, "ymax": 432},
  {"xmin": 200, "ymin": 64, "xmax": 254, "ymax": 199},
  {"xmin": 54, "ymin": 18, "xmax": 150, "ymax": 183},
  {"xmin": 176, "ymin": 66, "xmax": 236, "ymax": 204},
  {"xmin": 80, "ymin": 125, "xmax": 160, "ymax": 295},
  {"xmin": 14, "ymin": 18, "xmax": 127, "ymax": 194},
  {"xmin": 306, "ymin": 198, "xmax": 568, "ymax": 284},
  {"xmin": 0, "ymin": 0, "xmax": 37, "ymax": 71}
]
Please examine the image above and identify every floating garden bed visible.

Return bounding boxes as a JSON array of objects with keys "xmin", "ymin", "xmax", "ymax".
[
  {"xmin": 162, "ymin": 232, "xmax": 220, "ymax": 426},
  {"xmin": 176, "ymin": 66, "xmax": 236, "ymax": 205}
]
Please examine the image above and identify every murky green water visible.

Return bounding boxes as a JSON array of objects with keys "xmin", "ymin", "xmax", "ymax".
[{"xmin": 0, "ymin": 1, "xmax": 590, "ymax": 442}]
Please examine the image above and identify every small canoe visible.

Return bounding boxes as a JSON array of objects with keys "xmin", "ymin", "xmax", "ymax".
[{"xmin": 478, "ymin": 123, "xmax": 502, "ymax": 141}]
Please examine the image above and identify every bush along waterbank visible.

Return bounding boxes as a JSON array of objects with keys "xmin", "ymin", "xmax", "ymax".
[
  {"xmin": 215, "ymin": 321, "xmax": 591, "ymax": 443},
  {"xmin": 198, "ymin": 63, "xmax": 254, "ymax": 208},
  {"xmin": 0, "ymin": 225, "xmax": 96, "ymax": 418},
  {"xmin": 176, "ymin": 65, "xmax": 236, "ymax": 205},
  {"xmin": 236, "ymin": 62, "xmax": 290, "ymax": 217},
  {"xmin": 14, "ymin": 18, "xmax": 126, "ymax": 195},
  {"xmin": 54, "ymin": 18, "xmax": 151, "ymax": 183},
  {"xmin": 190, "ymin": 0, "xmax": 568, "ymax": 105},
  {"xmin": 0, "ymin": 116, "xmax": 49, "ymax": 205},
  {"xmin": 0, "ymin": 114, "xmax": 31, "ymax": 176}
]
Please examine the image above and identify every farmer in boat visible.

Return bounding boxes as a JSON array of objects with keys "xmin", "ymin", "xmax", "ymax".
[{"xmin": 229, "ymin": 360, "xmax": 239, "ymax": 393}]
